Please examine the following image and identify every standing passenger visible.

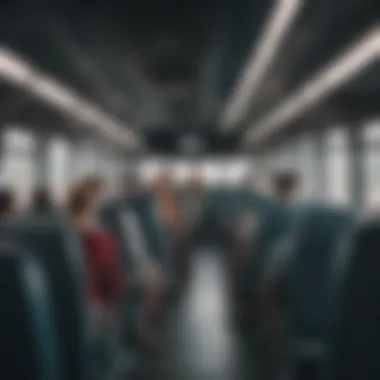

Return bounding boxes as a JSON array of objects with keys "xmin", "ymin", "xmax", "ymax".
[
  {"xmin": 103, "ymin": 171, "xmax": 167, "ymax": 349},
  {"xmin": 154, "ymin": 172, "xmax": 183, "ymax": 233},
  {"xmin": 67, "ymin": 178, "xmax": 126, "ymax": 306},
  {"xmin": 153, "ymin": 172, "xmax": 185, "ymax": 279}
]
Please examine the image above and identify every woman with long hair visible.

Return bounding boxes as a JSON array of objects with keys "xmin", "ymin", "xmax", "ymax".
[
  {"xmin": 67, "ymin": 177, "xmax": 126, "ymax": 306},
  {"xmin": 69, "ymin": 176, "xmax": 164, "ymax": 348}
]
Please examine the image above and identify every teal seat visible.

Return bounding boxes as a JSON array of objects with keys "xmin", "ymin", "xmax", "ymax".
[
  {"xmin": 235, "ymin": 193, "xmax": 289, "ymax": 295},
  {"xmin": 195, "ymin": 188, "xmax": 285, "ymax": 294},
  {"xmin": 0, "ymin": 244, "xmax": 61, "ymax": 380},
  {"xmin": 195, "ymin": 188, "xmax": 273, "ymax": 251},
  {"xmin": 286, "ymin": 207, "xmax": 352, "ymax": 342},
  {"xmin": 194, "ymin": 188, "xmax": 236, "ymax": 248},
  {"xmin": 329, "ymin": 218, "xmax": 380, "ymax": 380},
  {"xmin": 0, "ymin": 216, "xmax": 128, "ymax": 380},
  {"xmin": 281, "ymin": 207, "xmax": 353, "ymax": 379},
  {"xmin": 252, "ymin": 206, "xmax": 352, "ymax": 379},
  {"xmin": 0, "ymin": 217, "xmax": 88, "ymax": 380}
]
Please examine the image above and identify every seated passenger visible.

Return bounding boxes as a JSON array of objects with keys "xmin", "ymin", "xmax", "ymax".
[
  {"xmin": 67, "ymin": 178, "xmax": 126, "ymax": 306},
  {"xmin": 0, "ymin": 188, "xmax": 17, "ymax": 220}
]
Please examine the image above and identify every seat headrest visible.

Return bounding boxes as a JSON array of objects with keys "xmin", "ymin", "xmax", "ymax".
[
  {"xmin": 330, "ymin": 219, "xmax": 380, "ymax": 380},
  {"xmin": 0, "ymin": 216, "xmax": 86, "ymax": 380},
  {"xmin": 0, "ymin": 244, "xmax": 60, "ymax": 380}
]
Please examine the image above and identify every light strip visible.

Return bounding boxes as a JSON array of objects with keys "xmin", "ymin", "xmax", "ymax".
[
  {"xmin": 0, "ymin": 47, "xmax": 35, "ymax": 85},
  {"xmin": 221, "ymin": 0, "xmax": 302, "ymax": 130},
  {"xmin": 30, "ymin": 74, "xmax": 80, "ymax": 113},
  {"xmin": 244, "ymin": 26, "xmax": 380, "ymax": 146},
  {"xmin": 0, "ymin": 45, "xmax": 140, "ymax": 149}
]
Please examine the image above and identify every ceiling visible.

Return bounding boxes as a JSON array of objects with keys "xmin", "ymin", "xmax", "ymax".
[{"xmin": 0, "ymin": 0, "xmax": 378, "ymax": 154}]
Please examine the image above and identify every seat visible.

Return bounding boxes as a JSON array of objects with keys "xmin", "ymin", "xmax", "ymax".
[
  {"xmin": 287, "ymin": 208, "xmax": 352, "ymax": 341},
  {"xmin": 0, "ymin": 216, "xmax": 88, "ymax": 380},
  {"xmin": 329, "ymin": 218, "xmax": 380, "ymax": 380},
  {"xmin": 0, "ymin": 216, "xmax": 127, "ymax": 380},
  {"xmin": 234, "ymin": 193, "xmax": 289, "ymax": 297},
  {"xmin": 0, "ymin": 244, "xmax": 61, "ymax": 380},
  {"xmin": 193, "ymin": 188, "xmax": 236, "ymax": 249},
  {"xmin": 195, "ymin": 188, "xmax": 273, "ymax": 252},
  {"xmin": 281, "ymin": 207, "xmax": 353, "ymax": 379}
]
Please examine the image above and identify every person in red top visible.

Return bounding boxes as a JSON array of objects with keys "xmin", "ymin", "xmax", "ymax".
[
  {"xmin": 68, "ymin": 176, "xmax": 163, "ymax": 349},
  {"xmin": 67, "ymin": 178, "xmax": 126, "ymax": 306}
]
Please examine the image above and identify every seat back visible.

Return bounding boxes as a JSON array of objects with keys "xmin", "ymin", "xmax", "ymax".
[
  {"xmin": 0, "ymin": 216, "xmax": 87, "ymax": 380},
  {"xmin": 194, "ymin": 188, "xmax": 237, "ymax": 248},
  {"xmin": 287, "ymin": 207, "xmax": 352, "ymax": 341},
  {"xmin": 330, "ymin": 219, "xmax": 380, "ymax": 380},
  {"xmin": 196, "ymin": 188, "xmax": 274, "ymax": 251},
  {"xmin": 0, "ymin": 244, "xmax": 61, "ymax": 380},
  {"xmin": 237, "ymin": 195, "xmax": 290, "ymax": 291}
]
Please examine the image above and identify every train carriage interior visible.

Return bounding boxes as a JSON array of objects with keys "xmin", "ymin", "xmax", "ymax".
[{"xmin": 0, "ymin": 0, "xmax": 379, "ymax": 379}]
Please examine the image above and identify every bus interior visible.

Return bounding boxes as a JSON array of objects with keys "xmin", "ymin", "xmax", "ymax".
[{"xmin": 0, "ymin": 1, "xmax": 379, "ymax": 380}]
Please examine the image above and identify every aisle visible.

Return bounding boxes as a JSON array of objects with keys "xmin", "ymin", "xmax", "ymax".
[{"xmin": 133, "ymin": 250, "xmax": 255, "ymax": 380}]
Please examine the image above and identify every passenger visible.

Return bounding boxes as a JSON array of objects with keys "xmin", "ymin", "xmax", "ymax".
[
  {"xmin": 110, "ymin": 170, "xmax": 167, "ymax": 348},
  {"xmin": 0, "ymin": 188, "xmax": 17, "ymax": 220},
  {"xmin": 154, "ymin": 172, "xmax": 183, "ymax": 233},
  {"xmin": 67, "ymin": 178, "xmax": 126, "ymax": 306},
  {"xmin": 272, "ymin": 171, "xmax": 299, "ymax": 205},
  {"xmin": 180, "ymin": 172, "xmax": 206, "ymax": 265},
  {"xmin": 153, "ymin": 172, "xmax": 185, "ymax": 277},
  {"xmin": 31, "ymin": 187, "xmax": 54, "ymax": 214}
]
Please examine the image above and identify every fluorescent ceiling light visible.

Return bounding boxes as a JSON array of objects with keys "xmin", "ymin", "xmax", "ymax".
[
  {"xmin": 30, "ymin": 75, "xmax": 79, "ymax": 113},
  {"xmin": 244, "ymin": 26, "xmax": 380, "ymax": 146},
  {"xmin": 0, "ymin": 46, "xmax": 35, "ymax": 85},
  {"xmin": 222, "ymin": 0, "xmax": 302, "ymax": 130},
  {"xmin": 0, "ymin": 45, "xmax": 140, "ymax": 150}
]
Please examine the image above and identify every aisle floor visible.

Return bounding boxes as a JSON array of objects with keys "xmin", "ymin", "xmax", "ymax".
[{"xmin": 133, "ymin": 251, "xmax": 256, "ymax": 380}]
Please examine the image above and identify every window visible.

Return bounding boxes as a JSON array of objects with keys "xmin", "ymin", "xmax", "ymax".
[
  {"xmin": 0, "ymin": 127, "xmax": 37, "ymax": 206},
  {"xmin": 2, "ymin": 126, "xmax": 36, "ymax": 153},
  {"xmin": 71, "ymin": 142, "xmax": 97, "ymax": 179},
  {"xmin": 325, "ymin": 127, "xmax": 350, "ymax": 205},
  {"xmin": 48, "ymin": 138, "xmax": 71, "ymax": 203},
  {"xmin": 297, "ymin": 135, "xmax": 318, "ymax": 199}
]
